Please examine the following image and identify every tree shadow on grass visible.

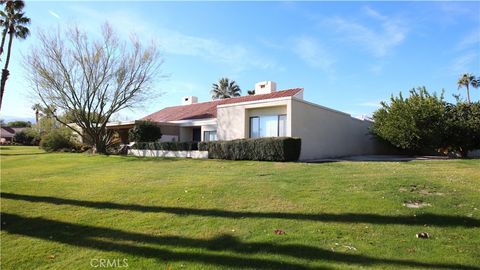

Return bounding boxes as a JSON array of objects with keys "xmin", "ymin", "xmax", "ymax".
[
  {"xmin": 1, "ymin": 212, "xmax": 478, "ymax": 270},
  {"xmin": 0, "ymin": 152, "xmax": 49, "ymax": 156},
  {"xmin": 2, "ymin": 192, "xmax": 479, "ymax": 228}
]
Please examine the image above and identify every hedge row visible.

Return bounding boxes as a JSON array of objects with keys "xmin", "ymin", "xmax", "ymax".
[
  {"xmin": 131, "ymin": 137, "xmax": 302, "ymax": 161},
  {"xmin": 132, "ymin": 141, "xmax": 198, "ymax": 151},
  {"xmin": 199, "ymin": 137, "xmax": 301, "ymax": 161}
]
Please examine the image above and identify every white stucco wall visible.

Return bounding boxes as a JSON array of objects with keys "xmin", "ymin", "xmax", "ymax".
[
  {"xmin": 217, "ymin": 98, "xmax": 291, "ymax": 140},
  {"xmin": 290, "ymin": 98, "xmax": 386, "ymax": 160},
  {"xmin": 215, "ymin": 96, "xmax": 391, "ymax": 160}
]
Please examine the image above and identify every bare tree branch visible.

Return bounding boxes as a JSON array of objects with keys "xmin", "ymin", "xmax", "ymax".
[{"xmin": 25, "ymin": 23, "xmax": 164, "ymax": 153}]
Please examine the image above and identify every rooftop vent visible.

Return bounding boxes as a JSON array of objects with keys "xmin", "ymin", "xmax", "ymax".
[
  {"xmin": 182, "ymin": 96, "xmax": 198, "ymax": 105},
  {"xmin": 254, "ymin": 81, "xmax": 276, "ymax": 95}
]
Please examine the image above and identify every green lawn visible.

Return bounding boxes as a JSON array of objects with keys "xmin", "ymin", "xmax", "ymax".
[{"xmin": 1, "ymin": 146, "xmax": 479, "ymax": 270}]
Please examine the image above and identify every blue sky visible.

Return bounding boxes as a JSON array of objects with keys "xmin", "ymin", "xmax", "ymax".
[{"xmin": 1, "ymin": 1, "xmax": 479, "ymax": 122}]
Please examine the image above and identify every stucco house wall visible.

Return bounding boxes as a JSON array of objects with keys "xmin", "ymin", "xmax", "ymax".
[
  {"xmin": 290, "ymin": 98, "xmax": 384, "ymax": 160},
  {"xmin": 217, "ymin": 98, "xmax": 290, "ymax": 140}
]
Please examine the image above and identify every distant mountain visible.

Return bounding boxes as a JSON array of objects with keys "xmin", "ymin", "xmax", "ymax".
[{"xmin": 0, "ymin": 115, "xmax": 36, "ymax": 124}]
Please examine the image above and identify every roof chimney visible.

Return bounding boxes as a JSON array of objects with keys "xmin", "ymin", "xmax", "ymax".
[
  {"xmin": 182, "ymin": 96, "xmax": 198, "ymax": 105},
  {"xmin": 254, "ymin": 81, "xmax": 276, "ymax": 95}
]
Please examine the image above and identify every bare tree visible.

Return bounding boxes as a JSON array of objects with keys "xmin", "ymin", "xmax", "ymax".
[{"xmin": 25, "ymin": 23, "xmax": 163, "ymax": 153}]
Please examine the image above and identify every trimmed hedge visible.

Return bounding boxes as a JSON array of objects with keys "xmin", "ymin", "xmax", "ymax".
[
  {"xmin": 199, "ymin": 137, "xmax": 301, "ymax": 161},
  {"xmin": 132, "ymin": 141, "xmax": 199, "ymax": 151}
]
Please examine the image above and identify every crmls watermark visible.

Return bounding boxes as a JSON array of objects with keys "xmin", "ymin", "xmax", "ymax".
[{"xmin": 90, "ymin": 258, "xmax": 128, "ymax": 268}]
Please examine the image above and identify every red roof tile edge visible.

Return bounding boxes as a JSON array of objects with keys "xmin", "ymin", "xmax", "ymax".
[{"xmin": 142, "ymin": 88, "xmax": 303, "ymax": 122}]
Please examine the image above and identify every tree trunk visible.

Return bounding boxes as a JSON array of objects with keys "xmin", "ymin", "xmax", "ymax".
[
  {"xmin": 466, "ymin": 85, "xmax": 471, "ymax": 104},
  {"xmin": 0, "ymin": 30, "xmax": 14, "ymax": 110},
  {"xmin": 93, "ymin": 139, "xmax": 108, "ymax": 154}
]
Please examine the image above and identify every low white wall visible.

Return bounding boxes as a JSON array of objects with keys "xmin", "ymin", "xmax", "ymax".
[{"xmin": 128, "ymin": 149, "xmax": 208, "ymax": 159}]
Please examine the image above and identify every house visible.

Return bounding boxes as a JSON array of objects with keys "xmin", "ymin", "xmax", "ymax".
[
  {"xmin": 0, "ymin": 126, "xmax": 26, "ymax": 144},
  {"xmin": 108, "ymin": 81, "xmax": 390, "ymax": 160}
]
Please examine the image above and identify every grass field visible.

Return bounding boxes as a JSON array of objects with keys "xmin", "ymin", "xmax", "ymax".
[{"xmin": 1, "ymin": 146, "xmax": 479, "ymax": 269}]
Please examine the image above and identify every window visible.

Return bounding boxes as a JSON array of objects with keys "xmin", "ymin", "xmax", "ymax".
[
  {"xmin": 278, "ymin": 115, "xmax": 287, "ymax": 136},
  {"xmin": 249, "ymin": 114, "xmax": 287, "ymax": 138},
  {"xmin": 204, "ymin": 130, "xmax": 217, "ymax": 142}
]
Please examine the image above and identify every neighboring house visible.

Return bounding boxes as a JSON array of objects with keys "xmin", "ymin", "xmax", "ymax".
[
  {"xmin": 108, "ymin": 81, "xmax": 390, "ymax": 160},
  {"xmin": 0, "ymin": 126, "xmax": 26, "ymax": 144}
]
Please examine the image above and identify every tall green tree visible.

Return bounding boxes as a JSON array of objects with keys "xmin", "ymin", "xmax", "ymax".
[
  {"xmin": 7, "ymin": 120, "xmax": 30, "ymax": 127},
  {"xmin": 211, "ymin": 77, "xmax": 241, "ymax": 99},
  {"xmin": 0, "ymin": 0, "xmax": 30, "ymax": 110},
  {"xmin": 457, "ymin": 73, "xmax": 479, "ymax": 104},
  {"xmin": 371, "ymin": 87, "xmax": 446, "ymax": 152},
  {"xmin": 443, "ymin": 102, "xmax": 480, "ymax": 157}
]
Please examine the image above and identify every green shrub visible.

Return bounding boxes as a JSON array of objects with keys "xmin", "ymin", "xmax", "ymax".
[
  {"xmin": 40, "ymin": 130, "xmax": 76, "ymax": 152},
  {"xmin": 372, "ymin": 87, "xmax": 445, "ymax": 153},
  {"xmin": 132, "ymin": 141, "xmax": 199, "ymax": 151},
  {"xmin": 13, "ymin": 129, "xmax": 40, "ymax": 146},
  {"xmin": 442, "ymin": 102, "xmax": 480, "ymax": 156},
  {"xmin": 128, "ymin": 121, "xmax": 162, "ymax": 142},
  {"xmin": 198, "ymin": 137, "xmax": 301, "ymax": 161}
]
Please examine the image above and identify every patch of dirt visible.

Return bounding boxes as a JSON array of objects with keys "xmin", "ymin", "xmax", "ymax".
[
  {"xmin": 398, "ymin": 185, "xmax": 444, "ymax": 196},
  {"xmin": 403, "ymin": 200, "xmax": 431, "ymax": 208},
  {"xmin": 419, "ymin": 189, "xmax": 445, "ymax": 196}
]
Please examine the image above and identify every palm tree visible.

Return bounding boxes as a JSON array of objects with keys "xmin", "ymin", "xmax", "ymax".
[
  {"xmin": 0, "ymin": 11, "xmax": 8, "ymax": 56},
  {"xmin": 472, "ymin": 76, "xmax": 479, "ymax": 89},
  {"xmin": 31, "ymin": 103, "xmax": 43, "ymax": 123},
  {"xmin": 457, "ymin": 73, "xmax": 479, "ymax": 104},
  {"xmin": 211, "ymin": 77, "xmax": 241, "ymax": 99},
  {"xmin": 0, "ymin": 0, "xmax": 30, "ymax": 110}
]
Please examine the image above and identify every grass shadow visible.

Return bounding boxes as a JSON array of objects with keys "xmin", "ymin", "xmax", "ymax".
[
  {"xmin": 2, "ymin": 192, "xmax": 479, "ymax": 228},
  {"xmin": 0, "ymin": 152, "xmax": 49, "ymax": 156},
  {"xmin": 1, "ymin": 212, "xmax": 478, "ymax": 270}
]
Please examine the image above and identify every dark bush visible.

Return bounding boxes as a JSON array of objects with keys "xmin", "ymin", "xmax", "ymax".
[
  {"xmin": 40, "ymin": 130, "xmax": 76, "ymax": 152},
  {"xmin": 13, "ymin": 130, "xmax": 40, "ymax": 146},
  {"xmin": 128, "ymin": 121, "xmax": 162, "ymax": 142},
  {"xmin": 132, "ymin": 141, "xmax": 199, "ymax": 151},
  {"xmin": 198, "ymin": 137, "xmax": 301, "ymax": 161}
]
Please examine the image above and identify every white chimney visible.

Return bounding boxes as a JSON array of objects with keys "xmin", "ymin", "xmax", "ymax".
[
  {"xmin": 182, "ymin": 96, "xmax": 198, "ymax": 105},
  {"xmin": 254, "ymin": 81, "xmax": 276, "ymax": 95}
]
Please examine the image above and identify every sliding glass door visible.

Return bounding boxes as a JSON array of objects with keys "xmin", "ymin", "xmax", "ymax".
[{"xmin": 250, "ymin": 114, "xmax": 287, "ymax": 138}]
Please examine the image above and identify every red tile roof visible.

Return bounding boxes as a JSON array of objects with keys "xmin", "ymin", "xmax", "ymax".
[
  {"xmin": 142, "ymin": 88, "xmax": 303, "ymax": 122},
  {"xmin": 0, "ymin": 127, "xmax": 16, "ymax": 138}
]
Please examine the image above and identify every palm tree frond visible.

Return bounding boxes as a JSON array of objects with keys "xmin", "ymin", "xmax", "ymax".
[
  {"xmin": 210, "ymin": 77, "xmax": 242, "ymax": 99},
  {"xmin": 14, "ymin": 24, "xmax": 28, "ymax": 38}
]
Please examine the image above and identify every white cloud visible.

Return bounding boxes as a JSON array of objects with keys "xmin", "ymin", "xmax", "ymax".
[
  {"xmin": 451, "ymin": 51, "xmax": 479, "ymax": 74},
  {"xmin": 326, "ymin": 7, "xmax": 408, "ymax": 58},
  {"xmin": 156, "ymin": 30, "xmax": 276, "ymax": 71},
  {"xmin": 292, "ymin": 36, "xmax": 335, "ymax": 71},
  {"xmin": 362, "ymin": 6, "xmax": 386, "ymax": 21},
  {"xmin": 67, "ymin": 6, "xmax": 276, "ymax": 73},
  {"xmin": 457, "ymin": 27, "xmax": 480, "ymax": 51},
  {"xmin": 48, "ymin": 10, "xmax": 60, "ymax": 19}
]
